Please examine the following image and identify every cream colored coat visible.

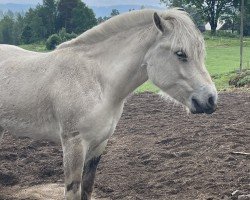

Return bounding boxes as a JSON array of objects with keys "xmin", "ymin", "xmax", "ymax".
[{"xmin": 0, "ymin": 9, "xmax": 217, "ymax": 200}]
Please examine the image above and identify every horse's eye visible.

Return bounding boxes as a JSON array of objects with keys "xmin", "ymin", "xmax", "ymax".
[{"xmin": 175, "ymin": 51, "xmax": 187, "ymax": 60}]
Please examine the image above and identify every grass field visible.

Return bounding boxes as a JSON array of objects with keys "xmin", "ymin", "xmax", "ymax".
[
  {"xmin": 20, "ymin": 37, "xmax": 250, "ymax": 92},
  {"xmin": 19, "ymin": 43, "xmax": 48, "ymax": 52}
]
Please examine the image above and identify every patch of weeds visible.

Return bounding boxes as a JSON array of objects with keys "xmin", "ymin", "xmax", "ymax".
[{"xmin": 229, "ymin": 69, "xmax": 250, "ymax": 87}]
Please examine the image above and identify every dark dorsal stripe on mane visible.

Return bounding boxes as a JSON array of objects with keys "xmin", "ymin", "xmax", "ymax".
[
  {"xmin": 57, "ymin": 8, "xmax": 205, "ymax": 62},
  {"xmin": 57, "ymin": 9, "xmax": 155, "ymax": 49}
]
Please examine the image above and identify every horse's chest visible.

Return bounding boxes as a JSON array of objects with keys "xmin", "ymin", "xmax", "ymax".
[{"xmin": 77, "ymin": 102, "xmax": 124, "ymax": 145}]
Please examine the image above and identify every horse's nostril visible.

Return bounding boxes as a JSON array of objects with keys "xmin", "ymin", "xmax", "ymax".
[
  {"xmin": 192, "ymin": 98, "xmax": 199, "ymax": 107},
  {"xmin": 208, "ymin": 96, "xmax": 215, "ymax": 106},
  {"xmin": 191, "ymin": 97, "xmax": 203, "ymax": 113}
]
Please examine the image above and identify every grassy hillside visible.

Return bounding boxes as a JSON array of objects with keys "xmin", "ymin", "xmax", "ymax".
[
  {"xmin": 206, "ymin": 37, "xmax": 250, "ymax": 90},
  {"xmin": 20, "ymin": 37, "xmax": 250, "ymax": 92}
]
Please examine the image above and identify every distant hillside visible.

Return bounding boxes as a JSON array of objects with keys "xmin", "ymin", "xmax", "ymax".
[
  {"xmin": 0, "ymin": 3, "xmax": 35, "ymax": 12},
  {"xmin": 91, "ymin": 5, "xmax": 163, "ymax": 17},
  {"xmin": 0, "ymin": 3, "xmax": 163, "ymax": 18}
]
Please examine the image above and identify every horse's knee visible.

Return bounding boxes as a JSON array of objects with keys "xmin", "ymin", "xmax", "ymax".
[
  {"xmin": 65, "ymin": 180, "xmax": 82, "ymax": 200},
  {"xmin": 66, "ymin": 181, "xmax": 80, "ymax": 193},
  {"xmin": 66, "ymin": 190, "xmax": 81, "ymax": 200},
  {"xmin": 84, "ymin": 156, "xmax": 101, "ymax": 174}
]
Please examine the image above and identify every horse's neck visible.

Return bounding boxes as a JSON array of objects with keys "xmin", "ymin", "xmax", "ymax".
[{"xmin": 87, "ymin": 24, "xmax": 157, "ymax": 103}]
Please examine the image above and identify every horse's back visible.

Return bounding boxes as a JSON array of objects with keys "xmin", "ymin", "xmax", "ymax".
[
  {"xmin": 0, "ymin": 44, "xmax": 39, "ymax": 60},
  {"xmin": 0, "ymin": 44, "xmax": 61, "ymax": 141}
]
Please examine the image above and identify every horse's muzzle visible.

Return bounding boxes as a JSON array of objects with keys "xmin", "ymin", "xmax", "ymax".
[{"xmin": 191, "ymin": 95, "xmax": 217, "ymax": 114}]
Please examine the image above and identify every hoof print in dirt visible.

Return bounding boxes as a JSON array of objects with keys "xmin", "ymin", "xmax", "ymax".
[
  {"xmin": 39, "ymin": 166, "xmax": 57, "ymax": 178},
  {"xmin": 0, "ymin": 172, "xmax": 19, "ymax": 186},
  {"xmin": 231, "ymin": 190, "xmax": 250, "ymax": 200},
  {"xmin": 0, "ymin": 153, "xmax": 18, "ymax": 161},
  {"xmin": 237, "ymin": 195, "xmax": 250, "ymax": 200}
]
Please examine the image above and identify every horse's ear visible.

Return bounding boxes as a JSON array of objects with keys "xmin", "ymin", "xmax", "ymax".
[{"xmin": 153, "ymin": 12, "xmax": 164, "ymax": 33}]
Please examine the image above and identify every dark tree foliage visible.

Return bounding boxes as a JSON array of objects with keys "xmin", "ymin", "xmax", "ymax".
[
  {"xmin": 160, "ymin": 0, "xmax": 205, "ymax": 29},
  {"xmin": 56, "ymin": 0, "xmax": 97, "ymax": 33},
  {"xmin": 21, "ymin": 25, "xmax": 32, "ymax": 44},
  {"xmin": 242, "ymin": 0, "xmax": 250, "ymax": 36},
  {"xmin": 42, "ymin": 0, "xmax": 57, "ymax": 36},
  {"xmin": 160, "ymin": 0, "xmax": 247, "ymax": 35},
  {"xmin": 0, "ymin": 0, "xmax": 97, "ymax": 44},
  {"xmin": 110, "ymin": 9, "xmax": 120, "ymax": 17},
  {"xmin": 96, "ymin": 9, "xmax": 120, "ymax": 24},
  {"xmin": 56, "ymin": 0, "xmax": 79, "ymax": 32},
  {"xmin": 71, "ymin": 2, "xmax": 97, "ymax": 33},
  {"xmin": 0, "ymin": 15, "xmax": 14, "ymax": 44}
]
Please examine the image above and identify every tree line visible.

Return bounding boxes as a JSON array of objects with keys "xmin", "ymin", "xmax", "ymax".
[
  {"xmin": 0, "ymin": 0, "xmax": 97, "ymax": 45},
  {"xmin": 161, "ymin": 0, "xmax": 250, "ymax": 35},
  {"xmin": 0, "ymin": 0, "xmax": 249, "ymax": 46}
]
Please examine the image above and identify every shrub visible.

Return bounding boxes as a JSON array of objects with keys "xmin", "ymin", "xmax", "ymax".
[
  {"xmin": 215, "ymin": 30, "xmax": 239, "ymax": 38},
  {"xmin": 46, "ymin": 29, "xmax": 77, "ymax": 50},
  {"xmin": 229, "ymin": 70, "xmax": 250, "ymax": 87},
  {"xmin": 58, "ymin": 28, "xmax": 77, "ymax": 42},
  {"xmin": 46, "ymin": 34, "xmax": 61, "ymax": 50},
  {"xmin": 237, "ymin": 75, "xmax": 250, "ymax": 87},
  {"xmin": 203, "ymin": 30, "xmax": 239, "ymax": 39}
]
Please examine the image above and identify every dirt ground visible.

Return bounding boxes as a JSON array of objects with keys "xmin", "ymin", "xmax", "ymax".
[{"xmin": 0, "ymin": 92, "xmax": 249, "ymax": 200}]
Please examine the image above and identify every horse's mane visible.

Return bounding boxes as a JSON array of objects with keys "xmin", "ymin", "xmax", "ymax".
[
  {"xmin": 57, "ymin": 9, "xmax": 155, "ymax": 49},
  {"xmin": 57, "ymin": 8, "xmax": 205, "ymax": 60}
]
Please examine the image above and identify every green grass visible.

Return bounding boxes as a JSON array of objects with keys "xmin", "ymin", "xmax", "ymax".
[
  {"xmin": 19, "ymin": 42, "xmax": 47, "ymax": 52},
  {"xmin": 20, "ymin": 37, "xmax": 250, "ymax": 92},
  {"xmin": 205, "ymin": 37, "xmax": 250, "ymax": 90},
  {"xmin": 206, "ymin": 37, "xmax": 250, "ymax": 74},
  {"xmin": 135, "ymin": 81, "xmax": 159, "ymax": 93}
]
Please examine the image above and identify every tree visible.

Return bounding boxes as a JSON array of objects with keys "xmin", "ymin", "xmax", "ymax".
[
  {"xmin": 21, "ymin": 25, "xmax": 32, "ymax": 43},
  {"xmin": 160, "ymin": 0, "xmax": 205, "ymax": 29},
  {"xmin": 71, "ymin": 2, "xmax": 97, "ymax": 33},
  {"xmin": 13, "ymin": 13, "xmax": 25, "ymax": 44},
  {"xmin": 161, "ymin": 0, "xmax": 239, "ymax": 35},
  {"xmin": 41, "ymin": 0, "xmax": 57, "ymax": 36},
  {"xmin": 0, "ymin": 0, "xmax": 97, "ymax": 45},
  {"xmin": 220, "ymin": 5, "xmax": 240, "ymax": 33},
  {"xmin": 0, "ymin": 10, "xmax": 3, "ymax": 20},
  {"xmin": 56, "ymin": 0, "xmax": 97, "ymax": 33},
  {"xmin": 97, "ymin": 17, "xmax": 104, "ymax": 24},
  {"xmin": 56, "ymin": 0, "xmax": 80, "ymax": 32},
  {"xmin": 171, "ymin": 0, "xmax": 184, "ymax": 7},
  {"xmin": 24, "ymin": 7, "xmax": 47, "ymax": 42},
  {"xmin": 5, "ymin": 10, "xmax": 14, "ymax": 18},
  {"xmin": 220, "ymin": 0, "xmax": 250, "ymax": 36},
  {"xmin": 0, "ymin": 16, "xmax": 15, "ymax": 44},
  {"xmin": 242, "ymin": 0, "xmax": 250, "ymax": 36},
  {"xmin": 110, "ymin": 9, "xmax": 120, "ymax": 17}
]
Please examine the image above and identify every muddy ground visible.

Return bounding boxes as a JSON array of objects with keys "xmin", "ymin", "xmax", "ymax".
[{"xmin": 0, "ymin": 92, "xmax": 249, "ymax": 200}]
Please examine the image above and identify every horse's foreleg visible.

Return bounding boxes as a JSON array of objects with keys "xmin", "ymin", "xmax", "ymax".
[
  {"xmin": 81, "ymin": 156, "xmax": 101, "ymax": 199},
  {"xmin": 81, "ymin": 140, "xmax": 108, "ymax": 200},
  {"xmin": 62, "ymin": 135, "xmax": 87, "ymax": 200}
]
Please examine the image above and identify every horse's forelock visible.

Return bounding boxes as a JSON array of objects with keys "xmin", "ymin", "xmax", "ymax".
[{"xmin": 162, "ymin": 9, "xmax": 205, "ymax": 61}]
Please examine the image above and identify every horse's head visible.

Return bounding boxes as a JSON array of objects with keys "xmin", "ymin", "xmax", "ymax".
[{"xmin": 145, "ymin": 9, "xmax": 217, "ymax": 114}]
